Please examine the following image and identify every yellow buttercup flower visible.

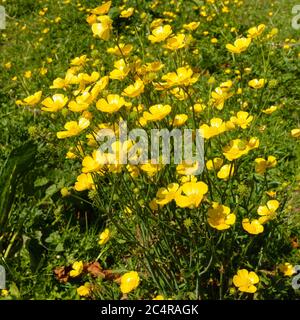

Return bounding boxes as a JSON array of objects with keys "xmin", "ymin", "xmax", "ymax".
[
  {"xmin": 222, "ymin": 6, "xmax": 229, "ymax": 13},
  {"xmin": 161, "ymin": 66, "xmax": 199, "ymax": 88},
  {"xmin": 242, "ymin": 218, "xmax": 264, "ymax": 235},
  {"xmin": 122, "ymin": 79, "xmax": 145, "ymax": 98},
  {"xmin": 92, "ymin": 15, "xmax": 113, "ymax": 40},
  {"xmin": 82, "ymin": 150, "xmax": 106, "ymax": 173},
  {"xmin": 96, "ymin": 94, "xmax": 126, "ymax": 113},
  {"xmin": 156, "ymin": 183, "xmax": 181, "ymax": 205},
  {"xmin": 220, "ymin": 80, "xmax": 233, "ymax": 92},
  {"xmin": 266, "ymin": 190, "xmax": 277, "ymax": 198},
  {"xmin": 86, "ymin": 14, "xmax": 97, "ymax": 25},
  {"xmin": 247, "ymin": 137, "xmax": 260, "ymax": 150},
  {"xmin": 16, "ymin": 91, "xmax": 42, "ymax": 106},
  {"xmin": 140, "ymin": 161, "xmax": 163, "ymax": 177},
  {"xmin": 200, "ymin": 118, "xmax": 227, "ymax": 139},
  {"xmin": 120, "ymin": 271, "xmax": 140, "ymax": 294},
  {"xmin": 143, "ymin": 61, "xmax": 164, "ymax": 73},
  {"xmin": 180, "ymin": 175, "xmax": 197, "ymax": 184},
  {"xmin": 71, "ymin": 55, "xmax": 88, "ymax": 66},
  {"xmin": 183, "ymin": 21, "xmax": 200, "ymax": 31},
  {"xmin": 211, "ymin": 87, "xmax": 232, "ymax": 110},
  {"xmin": 76, "ymin": 72, "xmax": 100, "ymax": 88},
  {"xmin": 91, "ymin": 1, "xmax": 111, "ymax": 15},
  {"xmin": 257, "ymin": 200, "xmax": 279, "ymax": 224},
  {"xmin": 217, "ymin": 164, "xmax": 234, "ymax": 180},
  {"xmin": 230, "ymin": 111, "xmax": 253, "ymax": 129},
  {"xmin": 193, "ymin": 103, "xmax": 206, "ymax": 113},
  {"xmin": 206, "ymin": 158, "xmax": 223, "ymax": 171},
  {"xmin": 41, "ymin": 94, "xmax": 68, "ymax": 112},
  {"xmin": 77, "ymin": 283, "xmax": 91, "ymax": 297},
  {"xmin": 164, "ymin": 34, "xmax": 191, "ymax": 51},
  {"xmin": 248, "ymin": 78, "xmax": 266, "ymax": 89},
  {"xmin": 68, "ymin": 100, "xmax": 89, "ymax": 112},
  {"xmin": 74, "ymin": 173, "xmax": 94, "ymax": 191},
  {"xmin": 99, "ymin": 228, "xmax": 111, "ymax": 245},
  {"xmin": 208, "ymin": 202, "xmax": 236, "ymax": 230},
  {"xmin": 24, "ymin": 70, "xmax": 32, "ymax": 78},
  {"xmin": 208, "ymin": 76, "xmax": 216, "ymax": 84},
  {"xmin": 149, "ymin": 198, "xmax": 159, "ymax": 211},
  {"xmin": 127, "ymin": 164, "xmax": 140, "ymax": 178},
  {"xmin": 150, "ymin": 18, "xmax": 164, "ymax": 29},
  {"xmin": 110, "ymin": 59, "xmax": 130, "ymax": 80},
  {"xmin": 82, "ymin": 111, "xmax": 93, "ymax": 121},
  {"xmin": 254, "ymin": 156, "xmax": 277, "ymax": 175},
  {"xmin": 153, "ymin": 295, "xmax": 165, "ymax": 300},
  {"xmin": 226, "ymin": 37, "xmax": 251, "ymax": 54},
  {"xmin": 138, "ymin": 62, "xmax": 155, "ymax": 79},
  {"xmin": 225, "ymin": 120, "xmax": 236, "ymax": 131},
  {"xmin": 70, "ymin": 261, "xmax": 84, "ymax": 277},
  {"xmin": 143, "ymin": 104, "xmax": 171, "ymax": 122},
  {"xmin": 172, "ymin": 114, "xmax": 188, "ymax": 126},
  {"xmin": 107, "ymin": 43, "xmax": 133, "ymax": 56},
  {"xmin": 233, "ymin": 269, "xmax": 259, "ymax": 293},
  {"xmin": 263, "ymin": 105, "xmax": 277, "ymax": 114},
  {"xmin": 90, "ymin": 76, "xmax": 109, "ymax": 101},
  {"xmin": 72, "ymin": 89, "xmax": 94, "ymax": 107},
  {"xmin": 266, "ymin": 27, "xmax": 278, "ymax": 39},
  {"xmin": 279, "ymin": 263, "xmax": 296, "ymax": 277},
  {"xmin": 170, "ymin": 87, "xmax": 188, "ymax": 100},
  {"xmin": 50, "ymin": 68, "xmax": 77, "ymax": 89},
  {"xmin": 291, "ymin": 128, "xmax": 300, "ymax": 138},
  {"xmin": 120, "ymin": 7, "xmax": 134, "ymax": 18},
  {"xmin": 40, "ymin": 67, "xmax": 48, "ymax": 75},
  {"xmin": 57, "ymin": 117, "xmax": 90, "ymax": 139},
  {"xmin": 247, "ymin": 24, "xmax": 266, "ymax": 39},
  {"xmin": 60, "ymin": 187, "xmax": 70, "ymax": 197},
  {"xmin": 223, "ymin": 139, "xmax": 249, "ymax": 161},
  {"xmin": 175, "ymin": 181, "xmax": 208, "ymax": 209},
  {"xmin": 73, "ymin": 90, "xmax": 92, "ymax": 106},
  {"xmin": 148, "ymin": 25, "xmax": 172, "ymax": 43},
  {"xmin": 4, "ymin": 62, "xmax": 12, "ymax": 69},
  {"xmin": 1, "ymin": 289, "xmax": 9, "ymax": 297}
]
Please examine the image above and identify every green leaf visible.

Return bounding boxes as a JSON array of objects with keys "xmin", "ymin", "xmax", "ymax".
[
  {"xmin": 0, "ymin": 142, "xmax": 37, "ymax": 232},
  {"xmin": 108, "ymin": 7, "xmax": 120, "ymax": 19},
  {"xmin": 26, "ymin": 238, "xmax": 45, "ymax": 273},
  {"xmin": 45, "ymin": 184, "xmax": 58, "ymax": 197},
  {"xmin": 34, "ymin": 177, "xmax": 49, "ymax": 187},
  {"xmin": 9, "ymin": 282, "xmax": 20, "ymax": 299},
  {"xmin": 55, "ymin": 243, "xmax": 64, "ymax": 252}
]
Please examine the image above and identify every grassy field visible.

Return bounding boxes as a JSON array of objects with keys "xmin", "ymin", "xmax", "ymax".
[{"xmin": 0, "ymin": 0, "xmax": 300, "ymax": 300}]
